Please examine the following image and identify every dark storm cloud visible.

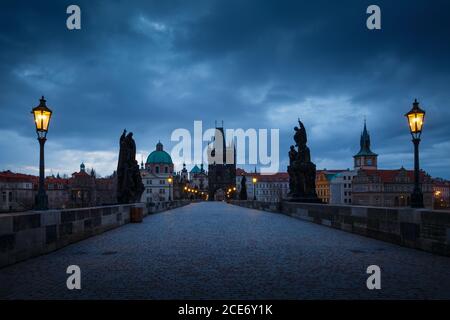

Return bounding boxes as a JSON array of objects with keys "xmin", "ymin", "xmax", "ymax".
[{"xmin": 0, "ymin": 0, "xmax": 449, "ymax": 177}]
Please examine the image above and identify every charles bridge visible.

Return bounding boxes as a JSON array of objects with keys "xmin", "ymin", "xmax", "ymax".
[
  {"xmin": 1, "ymin": 200, "xmax": 450, "ymax": 299},
  {"xmin": 1, "ymin": 115, "xmax": 449, "ymax": 299}
]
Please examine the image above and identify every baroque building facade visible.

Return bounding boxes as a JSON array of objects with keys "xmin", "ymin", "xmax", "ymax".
[
  {"xmin": 140, "ymin": 141, "xmax": 174, "ymax": 203},
  {"xmin": 352, "ymin": 167, "xmax": 433, "ymax": 208},
  {"xmin": 236, "ymin": 168, "xmax": 289, "ymax": 202},
  {"xmin": 316, "ymin": 170, "xmax": 346, "ymax": 204},
  {"xmin": 0, "ymin": 164, "xmax": 117, "ymax": 212},
  {"xmin": 329, "ymin": 169, "xmax": 357, "ymax": 205},
  {"xmin": 0, "ymin": 171, "xmax": 36, "ymax": 212}
]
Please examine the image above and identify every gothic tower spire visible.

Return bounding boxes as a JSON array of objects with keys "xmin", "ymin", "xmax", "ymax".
[{"xmin": 354, "ymin": 120, "xmax": 378, "ymax": 170}]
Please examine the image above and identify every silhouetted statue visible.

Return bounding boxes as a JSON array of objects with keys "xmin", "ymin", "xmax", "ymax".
[
  {"xmin": 289, "ymin": 145, "xmax": 298, "ymax": 164},
  {"xmin": 117, "ymin": 129, "xmax": 144, "ymax": 204},
  {"xmin": 287, "ymin": 119, "xmax": 320, "ymax": 203},
  {"xmin": 239, "ymin": 175, "xmax": 248, "ymax": 200}
]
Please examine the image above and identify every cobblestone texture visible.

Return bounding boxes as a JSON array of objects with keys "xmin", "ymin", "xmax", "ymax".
[{"xmin": 1, "ymin": 202, "xmax": 450, "ymax": 299}]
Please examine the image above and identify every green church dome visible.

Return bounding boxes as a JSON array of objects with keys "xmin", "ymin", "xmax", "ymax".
[{"xmin": 146, "ymin": 142, "xmax": 173, "ymax": 164}]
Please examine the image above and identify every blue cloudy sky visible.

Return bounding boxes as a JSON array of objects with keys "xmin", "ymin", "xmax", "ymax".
[{"xmin": 0, "ymin": 0, "xmax": 449, "ymax": 178}]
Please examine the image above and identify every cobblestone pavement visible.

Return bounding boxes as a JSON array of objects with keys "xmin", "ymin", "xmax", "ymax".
[{"xmin": 1, "ymin": 202, "xmax": 450, "ymax": 299}]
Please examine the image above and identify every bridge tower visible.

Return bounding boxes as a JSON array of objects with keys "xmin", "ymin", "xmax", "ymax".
[{"xmin": 207, "ymin": 125, "xmax": 236, "ymax": 200}]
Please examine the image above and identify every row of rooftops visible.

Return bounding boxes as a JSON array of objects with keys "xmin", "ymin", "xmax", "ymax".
[
  {"xmin": 0, "ymin": 165, "xmax": 113, "ymax": 186},
  {"xmin": 1, "ymin": 167, "xmax": 448, "ymax": 187},
  {"xmin": 236, "ymin": 167, "xmax": 445, "ymax": 185}
]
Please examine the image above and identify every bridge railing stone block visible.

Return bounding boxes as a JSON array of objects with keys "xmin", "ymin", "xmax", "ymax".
[{"xmin": 40, "ymin": 210, "xmax": 60, "ymax": 227}]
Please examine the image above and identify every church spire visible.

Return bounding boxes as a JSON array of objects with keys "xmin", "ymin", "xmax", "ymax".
[
  {"xmin": 354, "ymin": 120, "xmax": 378, "ymax": 170},
  {"xmin": 360, "ymin": 119, "xmax": 371, "ymax": 151}
]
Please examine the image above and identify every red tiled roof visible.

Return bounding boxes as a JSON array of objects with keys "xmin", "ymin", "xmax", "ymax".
[
  {"xmin": 359, "ymin": 168, "xmax": 430, "ymax": 183},
  {"xmin": 71, "ymin": 171, "xmax": 91, "ymax": 178},
  {"xmin": 236, "ymin": 168, "xmax": 289, "ymax": 182},
  {"xmin": 0, "ymin": 170, "xmax": 38, "ymax": 183},
  {"xmin": 257, "ymin": 172, "xmax": 289, "ymax": 182}
]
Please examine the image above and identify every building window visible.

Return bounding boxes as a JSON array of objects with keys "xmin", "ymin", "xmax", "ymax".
[
  {"xmin": 155, "ymin": 166, "xmax": 160, "ymax": 174},
  {"xmin": 165, "ymin": 167, "xmax": 168, "ymax": 173}
]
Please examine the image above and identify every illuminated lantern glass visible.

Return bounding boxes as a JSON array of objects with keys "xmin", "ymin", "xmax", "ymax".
[
  {"xmin": 31, "ymin": 96, "xmax": 53, "ymax": 139},
  {"xmin": 405, "ymin": 99, "xmax": 425, "ymax": 139}
]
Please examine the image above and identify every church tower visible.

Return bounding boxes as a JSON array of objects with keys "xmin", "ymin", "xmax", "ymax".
[
  {"xmin": 180, "ymin": 163, "xmax": 188, "ymax": 182},
  {"xmin": 353, "ymin": 120, "xmax": 378, "ymax": 170}
]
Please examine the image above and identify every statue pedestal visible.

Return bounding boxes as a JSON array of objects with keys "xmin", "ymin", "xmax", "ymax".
[{"xmin": 287, "ymin": 160, "xmax": 321, "ymax": 204}]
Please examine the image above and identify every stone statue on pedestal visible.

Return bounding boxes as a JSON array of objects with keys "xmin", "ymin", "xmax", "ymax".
[
  {"xmin": 117, "ymin": 129, "xmax": 144, "ymax": 204},
  {"xmin": 287, "ymin": 119, "xmax": 321, "ymax": 203}
]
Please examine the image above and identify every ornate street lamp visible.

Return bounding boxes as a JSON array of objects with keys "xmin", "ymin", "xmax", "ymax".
[
  {"xmin": 31, "ymin": 96, "xmax": 53, "ymax": 210},
  {"xmin": 167, "ymin": 177, "xmax": 173, "ymax": 201},
  {"xmin": 252, "ymin": 177, "xmax": 257, "ymax": 200},
  {"xmin": 405, "ymin": 99, "xmax": 425, "ymax": 208}
]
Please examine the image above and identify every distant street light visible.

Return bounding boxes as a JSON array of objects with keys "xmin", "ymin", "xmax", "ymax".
[
  {"xmin": 31, "ymin": 96, "xmax": 53, "ymax": 210},
  {"xmin": 252, "ymin": 177, "xmax": 257, "ymax": 201},
  {"xmin": 405, "ymin": 99, "xmax": 426, "ymax": 208},
  {"xmin": 167, "ymin": 177, "xmax": 173, "ymax": 201}
]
